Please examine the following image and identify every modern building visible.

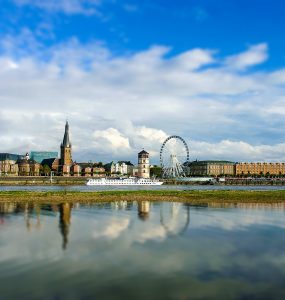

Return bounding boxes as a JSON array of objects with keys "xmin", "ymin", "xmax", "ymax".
[
  {"xmin": 138, "ymin": 150, "xmax": 150, "ymax": 178},
  {"xmin": 186, "ymin": 160, "xmax": 235, "ymax": 176},
  {"xmin": 30, "ymin": 151, "xmax": 58, "ymax": 164},
  {"xmin": 0, "ymin": 153, "xmax": 23, "ymax": 161},
  {"xmin": 235, "ymin": 162, "xmax": 285, "ymax": 176}
]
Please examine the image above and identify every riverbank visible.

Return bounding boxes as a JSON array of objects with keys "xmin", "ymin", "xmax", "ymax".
[
  {"xmin": 0, "ymin": 190, "xmax": 285, "ymax": 204},
  {"xmin": 1, "ymin": 176, "xmax": 285, "ymax": 186}
]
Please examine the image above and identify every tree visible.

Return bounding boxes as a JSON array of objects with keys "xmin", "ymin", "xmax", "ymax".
[
  {"xmin": 150, "ymin": 166, "xmax": 162, "ymax": 177},
  {"xmin": 42, "ymin": 164, "xmax": 51, "ymax": 176}
]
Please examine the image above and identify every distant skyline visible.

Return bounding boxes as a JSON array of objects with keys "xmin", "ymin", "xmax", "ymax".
[{"xmin": 1, "ymin": 0, "xmax": 285, "ymax": 163}]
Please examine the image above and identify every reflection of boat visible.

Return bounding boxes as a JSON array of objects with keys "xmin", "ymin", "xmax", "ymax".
[{"xmin": 86, "ymin": 177, "xmax": 163, "ymax": 186}]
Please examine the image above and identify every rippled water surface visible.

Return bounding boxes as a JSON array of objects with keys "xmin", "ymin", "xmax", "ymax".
[
  {"xmin": 1, "ymin": 184, "xmax": 285, "ymax": 191},
  {"xmin": 1, "ymin": 201, "xmax": 285, "ymax": 299}
]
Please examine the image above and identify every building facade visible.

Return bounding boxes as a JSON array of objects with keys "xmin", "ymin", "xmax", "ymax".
[
  {"xmin": 235, "ymin": 162, "xmax": 285, "ymax": 176},
  {"xmin": 186, "ymin": 160, "xmax": 235, "ymax": 176},
  {"xmin": 138, "ymin": 150, "xmax": 150, "ymax": 178},
  {"xmin": 17, "ymin": 153, "xmax": 41, "ymax": 176},
  {"xmin": 0, "ymin": 159, "xmax": 19, "ymax": 176},
  {"xmin": 104, "ymin": 161, "xmax": 133, "ymax": 175}
]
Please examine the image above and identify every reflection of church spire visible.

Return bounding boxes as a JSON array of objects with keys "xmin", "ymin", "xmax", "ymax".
[
  {"xmin": 138, "ymin": 201, "xmax": 150, "ymax": 221},
  {"xmin": 59, "ymin": 203, "xmax": 72, "ymax": 250}
]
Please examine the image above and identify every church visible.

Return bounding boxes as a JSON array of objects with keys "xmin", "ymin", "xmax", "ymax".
[
  {"xmin": 45, "ymin": 121, "xmax": 105, "ymax": 177},
  {"xmin": 60, "ymin": 121, "xmax": 73, "ymax": 175}
]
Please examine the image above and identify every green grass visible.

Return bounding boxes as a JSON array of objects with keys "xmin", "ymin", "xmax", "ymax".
[{"xmin": 0, "ymin": 190, "xmax": 285, "ymax": 204}]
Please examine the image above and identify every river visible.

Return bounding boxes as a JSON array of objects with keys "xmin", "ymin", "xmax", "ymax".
[
  {"xmin": 0, "ymin": 184, "xmax": 285, "ymax": 191},
  {"xmin": 1, "ymin": 200, "xmax": 285, "ymax": 299}
]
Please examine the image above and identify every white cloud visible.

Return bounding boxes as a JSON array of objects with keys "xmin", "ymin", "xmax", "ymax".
[
  {"xmin": 191, "ymin": 140, "xmax": 285, "ymax": 162},
  {"xmin": 93, "ymin": 128, "xmax": 131, "ymax": 153},
  {"xmin": 14, "ymin": 0, "xmax": 102, "ymax": 15},
  {"xmin": 0, "ymin": 35, "xmax": 284, "ymax": 163},
  {"xmin": 92, "ymin": 218, "xmax": 130, "ymax": 239},
  {"xmin": 225, "ymin": 43, "xmax": 268, "ymax": 70}
]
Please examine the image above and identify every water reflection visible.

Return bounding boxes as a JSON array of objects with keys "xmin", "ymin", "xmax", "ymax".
[
  {"xmin": 2, "ymin": 201, "xmax": 285, "ymax": 299},
  {"xmin": 2, "ymin": 201, "xmax": 285, "ymax": 251},
  {"xmin": 138, "ymin": 201, "xmax": 150, "ymax": 221},
  {"xmin": 24, "ymin": 203, "xmax": 41, "ymax": 231},
  {"xmin": 59, "ymin": 203, "xmax": 72, "ymax": 250},
  {"xmin": 160, "ymin": 203, "xmax": 190, "ymax": 237}
]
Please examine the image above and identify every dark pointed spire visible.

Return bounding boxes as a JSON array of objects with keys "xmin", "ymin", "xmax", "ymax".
[{"xmin": 62, "ymin": 121, "xmax": 71, "ymax": 147}]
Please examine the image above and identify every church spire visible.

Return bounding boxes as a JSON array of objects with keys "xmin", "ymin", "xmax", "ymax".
[
  {"xmin": 60, "ymin": 121, "xmax": 73, "ymax": 169},
  {"xmin": 62, "ymin": 121, "xmax": 71, "ymax": 147}
]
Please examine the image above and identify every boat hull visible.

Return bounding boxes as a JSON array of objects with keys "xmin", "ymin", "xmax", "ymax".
[{"xmin": 86, "ymin": 178, "xmax": 163, "ymax": 186}]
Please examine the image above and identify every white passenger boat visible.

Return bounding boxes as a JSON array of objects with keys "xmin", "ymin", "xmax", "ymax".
[{"xmin": 86, "ymin": 177, "xmax": 163, "ymax": 186}]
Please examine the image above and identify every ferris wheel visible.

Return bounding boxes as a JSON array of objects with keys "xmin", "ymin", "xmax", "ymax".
[{"xmin": 160, "ymin": 135, "xmax": 189, "ymax": 178}]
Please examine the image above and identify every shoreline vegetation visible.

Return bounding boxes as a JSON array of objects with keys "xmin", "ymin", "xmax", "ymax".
[{"xmin": 0, "ymin": 190, "xmax": 285, "ymax": 204}]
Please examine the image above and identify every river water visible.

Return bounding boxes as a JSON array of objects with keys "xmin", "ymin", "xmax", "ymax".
[
  {"xmin": 0, "ymin": 184, "xmax": 285, "ymax": 191},
  {"xmin": 1, "ymin": 200, "xmax": 285, "ymax": 299}
]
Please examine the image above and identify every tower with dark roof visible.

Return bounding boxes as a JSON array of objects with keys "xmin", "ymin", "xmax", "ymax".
[
  {"xmin": 138, "ymin": 149, "xmax": 150, "ymax": 178},
  {"xmin": 60, "ymin": 121, "xmax": 73, "ymax": 169}
]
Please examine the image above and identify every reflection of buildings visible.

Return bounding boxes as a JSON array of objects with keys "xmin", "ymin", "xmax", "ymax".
[
  {"xmin": 138, "ymin": 201, "xmax": 150, "ymax": 221},
  {"xmin": 24, "ymin": 202, "xmax": 41, "ymax": 231},
  {"xmin": 59, "ymin": 203, "xmax": 72, "ymax": 250}
]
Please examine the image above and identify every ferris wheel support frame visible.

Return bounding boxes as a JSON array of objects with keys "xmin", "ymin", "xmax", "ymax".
[{"xmin": 160, "ymin": 135, "xmax": 190, "ymax": 178}]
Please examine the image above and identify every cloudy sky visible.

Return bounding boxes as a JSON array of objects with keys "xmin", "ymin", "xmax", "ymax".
[{"xmin": 1, "ymin": 0, "xmax": 285, "ymax": 164}]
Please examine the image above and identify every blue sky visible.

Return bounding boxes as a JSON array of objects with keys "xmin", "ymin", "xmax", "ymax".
[
  {"xmin": 1, "ymin": 0, "xmax": 285, "ymax": 163},
  {"xmin": 2, "ymin": 0, "xmax": 285, "ymax": 65}
]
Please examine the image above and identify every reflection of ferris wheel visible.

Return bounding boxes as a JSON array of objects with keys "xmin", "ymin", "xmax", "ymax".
[
  {"xmin": 160, "ymin": 135, "xmax": 190, "ymax": 178},
  {"xmin": 160, "ymin": 203, "xmax": 190, "ymax": 237}
]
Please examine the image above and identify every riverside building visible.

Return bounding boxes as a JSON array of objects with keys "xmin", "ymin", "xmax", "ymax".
[
  {"xmin": 235, "ymin": 162, "xmax": 285, "ymax": 176},
  {"xmin": 138, "ymin": 150, "xmax": 150, "ymax": 178},
  {"xmin": 186, "ymin": 160, "xmax": 235, "ymax": 176}
]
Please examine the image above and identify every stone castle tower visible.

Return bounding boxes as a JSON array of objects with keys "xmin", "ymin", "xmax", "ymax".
[
  {"xmin": 60, "ymin": 121, "xmax": 73, "ymax": 173},
  {"xmin": 138, "ymin": 150, "xmax": 150, "ymax": 178}
]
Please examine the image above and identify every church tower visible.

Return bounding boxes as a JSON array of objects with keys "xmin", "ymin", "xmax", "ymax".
[{"xmin": 60, "ymin": 121, "xmax": 73, "ymax": 167}]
